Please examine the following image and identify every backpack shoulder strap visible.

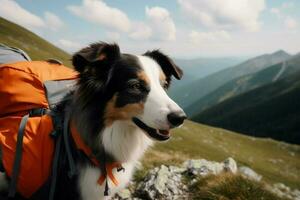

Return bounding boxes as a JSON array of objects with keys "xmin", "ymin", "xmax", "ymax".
[
  {"xmin": 48, "ymin": 112, "xmax": 63, "ymax": 200},
  {"xmin": 7, "ymin": 108, "xmax": 50, "ymax": 198},
  {"xmin": 7, "ymin": 113, "xmax": 28, "ymax": 197}
]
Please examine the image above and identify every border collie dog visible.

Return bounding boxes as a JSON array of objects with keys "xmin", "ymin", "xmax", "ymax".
[{"xmin": 1, "ymin": 42, "xmax": 186, "ymax": 200}]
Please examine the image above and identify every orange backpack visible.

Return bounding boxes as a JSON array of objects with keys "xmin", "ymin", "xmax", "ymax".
[{"xmin": 0, "ymin": 61, "xmax": 78, "ymax": 198}]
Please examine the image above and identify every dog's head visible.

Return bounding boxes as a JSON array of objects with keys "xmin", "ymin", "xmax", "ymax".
[{"xmin": 72, "ymin": 42, "xmax": 186, "ymax": 141}]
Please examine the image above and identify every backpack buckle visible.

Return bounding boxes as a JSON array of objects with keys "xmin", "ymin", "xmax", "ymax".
[{"xmin": 29, "ymin": 108, "xmax": 48, "ymax": 117}]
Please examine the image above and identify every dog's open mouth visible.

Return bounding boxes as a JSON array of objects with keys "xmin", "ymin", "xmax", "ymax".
[{"xmin": 132, "ymin": 117, "xmax": 170, "ymax": 141}]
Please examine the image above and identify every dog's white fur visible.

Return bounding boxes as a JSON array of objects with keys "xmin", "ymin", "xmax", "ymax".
[
  {"xmin": 79, "ymin": 121, "xmax": 151, "ymax": 200},
  {"xmin": 138, "ymin": 56, "xmax": 183, "ymax": 130},
  {"xmin": 0, "ymin": 55, "xmax": 184, "ymax": 200}
]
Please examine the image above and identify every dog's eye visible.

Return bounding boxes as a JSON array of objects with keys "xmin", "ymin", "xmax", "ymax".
[
  {"xmin": 162, "ymin": 81, "xmax": 169, "ymax": 89},
  {"xmin": 130, "ymin": 82, "xmax": 141, "ymax": 90}
]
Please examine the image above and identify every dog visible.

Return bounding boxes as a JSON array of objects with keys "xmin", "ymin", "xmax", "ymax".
[{"xmin": 0, "ymin": 42, "xmax": 186, "ymax": 200}]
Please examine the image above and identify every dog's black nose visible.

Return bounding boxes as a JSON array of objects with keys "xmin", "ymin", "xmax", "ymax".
[{"xmin": 167, "ymin": 111, "xmax": 187, "ymax": 127}]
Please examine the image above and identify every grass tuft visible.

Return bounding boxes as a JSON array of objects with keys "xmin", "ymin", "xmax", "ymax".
[{"xmin": 189, "ymin": 173, "xmax": 286, "ymax": 200}]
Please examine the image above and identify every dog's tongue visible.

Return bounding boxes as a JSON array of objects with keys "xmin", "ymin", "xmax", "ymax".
[{"xmin": 158, "ymin": 130, "xmax": 170, "ymax": 136}]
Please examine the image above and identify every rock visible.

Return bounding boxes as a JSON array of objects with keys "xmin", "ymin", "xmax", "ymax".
[
  {"xmin": 238, "ymin": 166, "xmax": 262, "ymax": 181},
  {"xmin": 183, "ymin": 159, "xmax": 224, "ymax": 176},
  {"xmin": 136, "ymin": 165, "xmax": 188, "ymax": 199},
  {"xmin": 191, "ymin": 178, "xmax": 197, "ymax": 184},
  {"xmin": 169, "ymin": 166, "xmax": 185, "ymax": 174},
  {"xmin": 223, "ymin": 157, "xmax": 237, "ymax": 173},
  {"xmin": 265, "ymin": 182, "xmax": 300, "ymax": 200},
  {"xmin": 274, "ymin": 183, "xmax": 291, "ymax": 192},
  {"xmin": 183, "ymin": 157, "xmax": 237, "ymax": 176},
  {"xmin": 291, "ymin": 189, "xmax": 300, "ymax": 197},
  {"xmin": 154, "ymin": 165, "xmax": 170, "ymax": 194},
  {"xmin": 116, "ymin": 189, "xmax": 131, "ymax": 199}
]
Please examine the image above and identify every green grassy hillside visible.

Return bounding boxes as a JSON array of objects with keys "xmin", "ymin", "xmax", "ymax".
[
  {"xmin": 187, "ymin": 53, "xmax": 300, "ymax": 117},
  {"xmin": 0, "ymin": 17, "xmax": 71, "ymax": 66},
  {"xmin": 193, "ymin": 71, "xmax": 300, "ymax": 144},
  {"xmin": 142, "ymin": 121, "xmax": 300, "ymax": 189},
  {"xmin": 172, "ymin": 50, "xmax": 291, "ymax": 109}
]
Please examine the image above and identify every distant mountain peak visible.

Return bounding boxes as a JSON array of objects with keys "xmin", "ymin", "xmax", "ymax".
[{"xmin": 271, "ymin": 50, "xmax": 290, "ymax": 57}]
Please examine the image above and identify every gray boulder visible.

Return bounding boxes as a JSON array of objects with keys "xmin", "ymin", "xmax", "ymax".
[
  {"xmin": 223, "ymin": 157, "xmax": 238, "ymax": 173},
  {"xmin": 115, "ymin": 189, "xmax": 132, "ymax": 199},
  {"xmin": 183, "ymin": 157, "xmax": 237, "ymax": 176},
  {"xmin": 136, "ymin": 165, "xmax": 188, "ymax": 200},
  {"xmin": 266, "ymin": 183, "xmax": 300, "ymax": 200},
  {"xmin": 238, "ymin": 166, "xmax": 262, "ymax": 181}
]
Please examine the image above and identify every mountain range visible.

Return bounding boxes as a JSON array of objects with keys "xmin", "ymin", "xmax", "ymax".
[
  {"xmin": 187, "ymin": 53, "xmax": 300, "ymax": 117},
  {"xmin": 171, "ymin": 50, "xmax": 291, "ymax": 109},
  {"xmin": 193, "ymin": 59, "xmax": 300, "ymax": 144},
  {"xmin": 169, "ymin": 57, "xmax": 245, "ymax": 96}
]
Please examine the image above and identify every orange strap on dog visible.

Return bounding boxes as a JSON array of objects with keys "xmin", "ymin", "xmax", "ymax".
[
  {"xmin": 97, "ymin": 162, "xmax": 123, "ymax": 186},
  {"xmin": 70, "ymin": 124, "xmax": 122, "ymax": 187}
]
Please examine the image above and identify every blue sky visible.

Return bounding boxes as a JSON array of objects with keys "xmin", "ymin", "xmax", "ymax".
[{"xmin": 0, "ymin": 0, "xmax": 299, "ymax": 58}]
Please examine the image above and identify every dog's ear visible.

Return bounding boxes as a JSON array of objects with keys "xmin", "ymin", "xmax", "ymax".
[
  {"xmin": 72, "ymin": 42, "xmax": 121, "ymax": 73},
  {"xmin": 144, "ymin": 50, "xmax": 183, "ymax": 80}
]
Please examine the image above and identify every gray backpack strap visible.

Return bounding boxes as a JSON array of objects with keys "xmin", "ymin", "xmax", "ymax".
[
  {"xmin": 8, "ymin": 108, "xmax": 50, "ymax": 198},
  {"xmin": 63, "ymin": 111, "xmax": 77, "ymax": 178},
  {"xmin": 0, "ymin": 148, "xmax": 4, "ymax": 172},
  {"xmin": 48, "ymin": 119, "xmax": 63, "ymax": 200},
  {"xmin": 0, "ymin": 44, "xmax": 31, "ymax": 64},
  {"xmin": 44, "ymin": 79, "xmax": 78, "ymax": 177},
  {"xmin": 8, "ymin": 113, "xmax": 29, "ymax": 198}
]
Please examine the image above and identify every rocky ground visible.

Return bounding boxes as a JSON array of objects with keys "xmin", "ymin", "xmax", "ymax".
[{"xmin": 112, "ymin": 158, "xmax": 300, "ymax": 200}]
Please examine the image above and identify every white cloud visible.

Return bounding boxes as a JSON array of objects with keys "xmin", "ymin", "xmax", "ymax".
[
  {"xmin": 270, "ymin": 1, "xmax": 295, "ymax": 19},
  {"xmin": 270, "ymin": 3, "xmax": 298, "ymax": 30},
  {"xmin": 66, "ymin": 1, "xmax": 174, "ymax": 42},
  {"xmin": 270, "ymin": 8, "xmax": 281, "ymax": 17},
  {"xmin": 188, "ymin": 30, "xmax": 231, "ymax": 43},
  {"xmin": 0, "ymin": 0, "xmax": 64, "ymax": 33},
  {"xmin": 0, "ymin": 0, "xmax": 45, "ymax": 30},
  {"xmin": 67, "ymin": 0, "xmax": 131, "ymax": 32},
  {"xmin": 178, "ymin": 0, "xmax": 265, "ymax": 32},
  {"xmin": 44, "ymin": 12, "xmax": 64, "ymax": 31},
  {"xmin": 129, "ymin": 22, "xmax": 152, "ymax": 40},
  {"xmin": 270, "ymin": 4, "xmax": 298, "ymax": 30},
  {"xmin": 105, "ymin": 31, "xmax": 121, "ymax": 41},
  {"xmin": 145, "ymin": 6, "xmax": 176, "ymax": 41},
  {"xmin": 58, "ymin": 39, "xmax": 82, "ymax": 52},
  {"xmin": 282, "ymin": 2, "xmax": 294, "ymax": 9},
  {"xmin": 129, "ymin": 7, "xmax": 175, "ymax": 41},
  {"xmin": 284, "ymin": 16, "xmax": 297, "ymax": 29}
]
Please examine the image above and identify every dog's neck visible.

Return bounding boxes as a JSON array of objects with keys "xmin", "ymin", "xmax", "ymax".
[{"xmin": 101, "ymin": 121, "xmax": 153, "ymax": 163}]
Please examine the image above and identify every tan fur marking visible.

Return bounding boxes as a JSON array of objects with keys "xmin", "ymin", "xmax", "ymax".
[
  {"xmin": 104, "ymin": 95, "xmax": 144, "ymax": 126},
  {"xmin": 137, "ymin": 71, "xmax": 150, "ymax": 84},
  {"xmin": 159, "ymin": 70, "xmax": 166, "ymax": 83}
]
